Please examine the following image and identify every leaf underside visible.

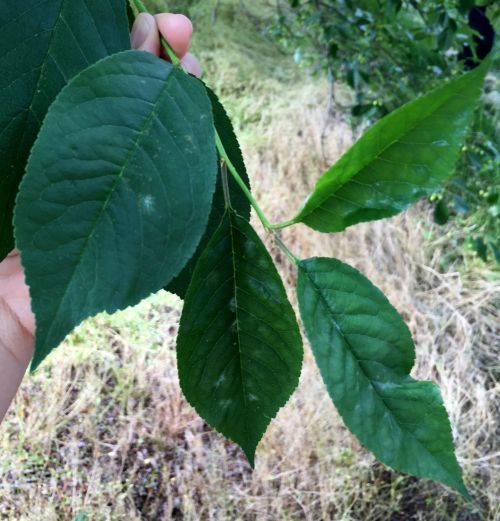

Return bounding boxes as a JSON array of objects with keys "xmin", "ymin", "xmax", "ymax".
[
  {"xmin": 177, "ymin": 210, "xmax": 303, "ymax": 465},
  {"xmin": 0, "ymin": 0, "xmax": 130, "ymax": 261},
  {"xmin": 166, "ymin": 86, "xmax": 251, "ymax": 298},
  {"xmin": 15, "ymin": 51, "xmax": 218, "ymax": 370},
  {"xmin": 297, "ymin": 257, "xmax": 469, "ymax": 498},
  {"xmin": 294, "ymin": 60, "xmax": 489, "ymax": 232}
]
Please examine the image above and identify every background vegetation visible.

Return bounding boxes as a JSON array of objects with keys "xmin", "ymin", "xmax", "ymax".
[{"xmin": 0, "ymin": 1, "xmax": 498, "ymax": 519}]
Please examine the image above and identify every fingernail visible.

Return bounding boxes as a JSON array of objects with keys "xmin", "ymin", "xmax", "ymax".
[{"xmin": 131, "ymin": 13, "xmax": 154, "ymax": 49}]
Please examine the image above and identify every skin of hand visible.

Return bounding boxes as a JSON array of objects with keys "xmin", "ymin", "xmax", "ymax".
[{"xmin": 0, "ymin": 12, "xmax": 199, "ymax": 423}]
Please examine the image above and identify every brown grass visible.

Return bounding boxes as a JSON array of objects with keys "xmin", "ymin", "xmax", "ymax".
[{"xmin": 1, "ymin": 1, "xmax": 498, "ymax": 519}]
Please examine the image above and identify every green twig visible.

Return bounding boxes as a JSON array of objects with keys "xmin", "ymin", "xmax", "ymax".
[
  {"xmin": 129, "ymin": 0, "xmax": 299, "ymax": 261},
  {"xmin": 268, "ymin": 218, "xmax": 297, "ymax": 230},
  {"xmin": 274, "ymin": 234, "xmax": 299, "ymax": 265},
  {"xmin": 130, "ymin": 0, "xmax": 147, "ymax": 15}
]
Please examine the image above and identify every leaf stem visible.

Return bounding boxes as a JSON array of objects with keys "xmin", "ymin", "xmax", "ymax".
[
  {"xmin": 274, "ymin": 234, "xmax": 299, "ymax": 265},
  {"xmin": 215, "ymin": 133, "xmax": 273, "ymax": 231},
  {"xmin": 268, "ymin": 219, "xmax": 297, "ymax": 229},
  {"xmin": 130, "ymin": 0, "xmax": 147, "ymax": 15},
  {"xmin": 220, "ymin": 161, "xmax": 232, "ymax": 209}
]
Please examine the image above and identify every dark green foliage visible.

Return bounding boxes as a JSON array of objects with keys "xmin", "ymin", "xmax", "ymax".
[
  {"xmin": 272, "ymin": 0, "xmax": 494, "ymax": 117},
  {"xmin": 14, "ymin": 51, "xmax": 218, "ymax": 369},
  {"xmin": 0, "ymin": 0, "xmax": 491, "ymax": 498},
  {"xmin": 434, "ymin": 200, "xmax": 450, "ymax": 226},
  {"xmin": 177, "ymin": 210, "xmax": 303, "ymax": 464},
  {"xmin": 0, "ymin": 0, "xmax": 130, "ymax": 261},
  {"xmin": 297, "ymin": 258, "xmax": 469, "ymax": 498},
  {"xmin": 440, "ymin": 75, "xmax": 500, "ymax": 264}
]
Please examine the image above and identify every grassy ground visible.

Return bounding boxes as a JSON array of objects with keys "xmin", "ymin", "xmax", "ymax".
[{"xmin": 1, "ymin": 1, "xmax": 498, "ymax": 519}]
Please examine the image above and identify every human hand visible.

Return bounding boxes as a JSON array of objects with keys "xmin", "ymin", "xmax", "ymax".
[
  {"xmin": 131, "ymin": 12, "xmax": 202, "ymax": 77},
  {"xmin": 0, "ymin": 250, "xmax": 35, "ymax": 350},
  {"xmin": 0, "ymin": 12, "xmax": 199, "ymax": 422},
  {"xmin": 0, "ymin": 250, "xmax": 36, "ymax": 421}
]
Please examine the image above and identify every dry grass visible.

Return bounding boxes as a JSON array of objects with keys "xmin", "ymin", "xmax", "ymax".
[{"xmin": 1, "ymin": 1, "xmax": 498, "ymax": 519}]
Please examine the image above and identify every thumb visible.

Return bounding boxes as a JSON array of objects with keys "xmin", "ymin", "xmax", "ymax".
[{"xmin": 131, "ymin": 13, "xmax": 161, "ymax": 56}]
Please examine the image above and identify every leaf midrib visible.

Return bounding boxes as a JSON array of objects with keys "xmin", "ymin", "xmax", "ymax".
[
  {"xmin": 16, "ymin": 0, "xmax": 66, "ymax": 164},
  {"xmin": 302, "ymin": 265, "xmax": 459, "ymax": 483},
  {"xmin": 0, "ymin": 0, "xmax": 64, "ymax": 255},
  {"xmin": 40, "ymin": 67, "xmax": 177, "ymax": 351},
  {"xmin": 227, "ymin": 211, "xmax": 252, "ymax": 454}
]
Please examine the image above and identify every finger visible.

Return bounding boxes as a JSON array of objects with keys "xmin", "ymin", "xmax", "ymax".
[
  {"xmin": 181, "ymin": 53, "xmax": 202, "ymax": 78},
  {"xmin": 131, "ymin": 13, "xmax": 160, "ymax": 56},
  {"xmin": 155, "ymin": 13, "xmax": 193, "ymax": 59}
]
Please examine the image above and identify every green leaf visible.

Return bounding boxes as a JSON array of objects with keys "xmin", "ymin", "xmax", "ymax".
[
  {"xmin": 166, "ymin": 86, "xmax": 251, "ymax": 298},
  {"xmin": 474, "ymin": 237, "xmax": 488, "ymax": 262},
  {"xmin": 14, "ymin": 51, "xmax": 218, "ymax": 370},
  {"xmin": 0, "ymin": 0, "xmax": 130, "ymax": 261},
  {"xmin": 433, "ymin": 199, "xmax": 450, "ymax": 225},
  {"xmin": 297, "ymin": 257, "xmax": 469, "ymax": 498},
  {"xmin": 293, "ymin": 61, "xmax": 490, "ymax": 232},
  {"xmin": 177, "ymin": 210, "xmax": 303, "ymax": 465}
]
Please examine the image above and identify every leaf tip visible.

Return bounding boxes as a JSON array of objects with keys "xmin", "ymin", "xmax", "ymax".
[
  {"xmin": 455, "ymin": 481, "xmax": 472, "ymax": 503},
  {"xmin": 29, "ymin": 342, "xmax": 46, "ymax": 374},
  {"xmin": 29, "ymin": 358, "xmax": 41, "ymax": 374},
  {"xmin": 244, "ymin": 448, "xmax": 256, "ymax": 470}
]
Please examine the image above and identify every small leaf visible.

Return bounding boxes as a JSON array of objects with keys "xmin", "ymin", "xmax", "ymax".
[
  {"xmin": 297, "ymin": 257, "xmax": 469, "ymax": 498},
  {"xmin": 15, "ymin": 51, "xmax": 218, "ymax": 370},
  {"xmin": 177, "ymin": 210, "xmax": 303, "ymax": 465},
  {"xmin": 490, "ymin": 242, "xmax": 500, "ymax": 264},
  {"xmin": 166, "ymin": 87, "xmax": 251, "ymax": 298},
  {"xmin": 293, "ymin": 61, "xmax": 490, "ymax": 233},
  {"xmin": 474, "ymin": 237, "xmax": 488, "ymax": 262},
  {"xmin": 0, "ymin": 0, "xmax": 130, "ymax": 261},
  {"xmin": 433, "ymin": 199, "xmax": 450, "ymax": 225}
]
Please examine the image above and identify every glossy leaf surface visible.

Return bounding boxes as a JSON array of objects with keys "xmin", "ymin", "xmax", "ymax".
[
  {"xmin": 297, "ymin": 257, "xmax": 469, "ymax": 497},
  {"xmin": 177, "ymin": 210, "xmax": 303, "ymax": 464},
  {"xmin": 294, "ymin": 61, "xmax": 489, "ymax": 232},
  {"xmin": 0, "ymin": 0, "xmax": 130, "ymax": 260},
  {"xmin": 167, "ymin": 86, "xmax": 251, "ymax": 298},
  {"xmin": 15, "ymin": 51, "xmax": 218, "ymax": 369}
]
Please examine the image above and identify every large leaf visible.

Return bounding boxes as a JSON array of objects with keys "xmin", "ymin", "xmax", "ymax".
[
  {"xmin": 293, "ymin": 60, "xmax": 490, "ymax": 232},
  {"xmin": 15, "ymin": 51, "xmax": 218, "ymax": 370},
  {"xmin": 0, "ymin": 0, "xmax": 130, "ymax": 261},
  {"xmin": 177, "ymin": 209, "xmax": 303, "ymax": 464},
  {"xmin": 297, "ymin": 257, "xmax": 469, "ymax": 498},
  {"xmin": 166, "ymin": 86, "xmax": 251, "ymax": 298}
]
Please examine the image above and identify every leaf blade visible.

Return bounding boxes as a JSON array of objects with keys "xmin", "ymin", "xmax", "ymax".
[
  {"xmin": 297, "ymin": 257, "xmax": 469, "ymax": 498},
  {"xmin": 15, "ymin": 51, "xmax": 218, "ymax": 369},
  {"xmin": 294, "ymin": 61, "xmax": 490, "ymax": 232},
  {"xmin": 0, "ymin": 0, "xmax": 130, "ymax": 260},
  {"xmin": 177, "ymin": 210, "xmax": 303, "ymax": 464}
]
